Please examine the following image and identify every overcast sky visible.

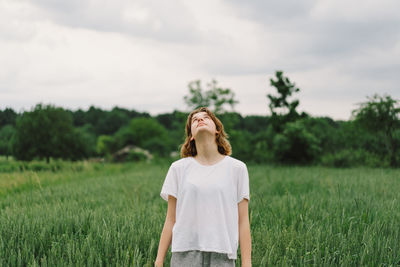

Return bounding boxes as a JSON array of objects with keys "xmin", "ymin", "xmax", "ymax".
[{"xmin": 1, "ymin": 0, "xmax": 399, "ymax": 120}]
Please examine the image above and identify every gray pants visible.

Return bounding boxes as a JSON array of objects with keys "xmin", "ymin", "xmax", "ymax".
[{"xmin": 171, "ymin": 250, "xmax": 235, "ymax": 267}]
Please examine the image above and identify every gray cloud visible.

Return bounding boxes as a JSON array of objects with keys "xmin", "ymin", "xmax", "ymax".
[
  {"xmin": 28, "ymin": 0, "xmax": 202, "ymax": 43},
  {"xmin": 216, "ymin": 0, "xmax": 400, "ymax": 75},
  {"xmin": 229, "ymin": 0, "xmax": 316, "ymax": 24},
  {"xmin": 1, "ymin": 0, "xmax": 399, "ymax": 120}
]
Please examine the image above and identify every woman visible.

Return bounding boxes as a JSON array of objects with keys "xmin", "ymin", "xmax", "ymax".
[{"xmin": 155, "ymin": 107, "xmax": 252, "ymax": 267}]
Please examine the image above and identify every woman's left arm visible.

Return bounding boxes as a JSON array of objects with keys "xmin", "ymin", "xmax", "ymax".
[{"xmin": 238, "ymin": 199, "xmax": 252, "ymax": 267}]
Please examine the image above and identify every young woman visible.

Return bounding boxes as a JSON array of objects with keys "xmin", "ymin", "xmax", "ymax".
[{"xmin": 155, "ymin": 107, "xmax": 252, "ymax": 267}]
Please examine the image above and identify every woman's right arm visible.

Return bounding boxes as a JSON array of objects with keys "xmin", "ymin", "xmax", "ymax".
[{"xmin": 155, "ymin": 195, "xmax": 177, "ymax": 267}]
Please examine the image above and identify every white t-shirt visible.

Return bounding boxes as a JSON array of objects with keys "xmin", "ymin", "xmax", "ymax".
[{"xmin": 160, "ymin": 155, "xmax": 250, "ymax": 260}]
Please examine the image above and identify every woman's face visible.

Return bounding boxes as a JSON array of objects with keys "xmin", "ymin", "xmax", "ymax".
[{"xmin": 190, "ymin": 111, "xmax": 218, "ymax": 141}]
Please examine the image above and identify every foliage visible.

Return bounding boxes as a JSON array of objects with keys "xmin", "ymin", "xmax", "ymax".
[
  {"xmin": 155, "ymin": 110, "xmax": 188, "ymax": 153},
  {"xmin": 96, "ymin": 108, "xmax": 130, "ymax": 135},
  {"xmin": 114, "ymin": 126, "xmax": 134, "ymax": 149},
  {"xmin": 228, "ymin": 129, "xmax": 254, "ymax": 162},
  {"xmin": 242, "ymin": 115, "xmax": 269, "ymax": 133},
  {"xmin": 321, "ymin": 149, "xmax": 387, "ymax": 168},
  {"xmin": 183, "ymin": 79, "xmax": 239, "ymax": 114},
  {"xmin": 217, "ymin": 111, "xmax": 243, "ymax": 133},
  {"xmin": 142, "ymin": 138, "xmax": 170, "ymax": 157},
  {"xmin": 71, "ymin": 106, "xmax": 149, "ymax": 136},
  {"xmin": 84, "ymin": 106, "xmax": 106, "ymax": 133},
  {"xmin": 352, "ymin": 94, "xmax": 400, "ymax": 167},
  {"xmin": 299, "ymin": 117, "xmax": 341, "ymax": 154},
  {"xmin": 251, "ymin": 127, "xmax": 275, "ymax": 164},
  {"xmin": 0, "ymin": 125, "xmax": 15, "ymax": 158},
  {"xmin": 12, "ymin": 104, "xmax": 88, "ymax": 162},
  {"xmin": 3, "ymin": 89, "xmax": 400, "ymax": 168},
  {"xmin": 96, "ymin": 135, "xmax": 118, "ymax": 156},
  {"xmin": 75, "ymin": 124, "xmax": 98, "ymax": 158},
  {"xmin": 125, "ymin": 150, "xmax": 148, "ymax": 162},
  {"xmin": 0, "ymin": 108, "xmax": 17, "ymax": 127},
  {"xmin": 272, "ymin": 119, "xmax": 321, "ymax": 164},
  {"xmin": 115, "ymin": 117, "xmax": 172, "ymax": 156},
  {"xmin": 267, "ymin": 71, "xmax": 307, "ymax": 132}
]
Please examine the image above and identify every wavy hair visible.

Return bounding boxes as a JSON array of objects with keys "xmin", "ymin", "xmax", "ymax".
[{"xmin": 180, "ymin": 107, "xmax": 232, "ymax": 158}]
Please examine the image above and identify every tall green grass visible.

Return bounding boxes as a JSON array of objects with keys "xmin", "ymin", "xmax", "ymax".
[{"xmin": 0, "ymin": 161, "xmax": 399, "ymax": 266}]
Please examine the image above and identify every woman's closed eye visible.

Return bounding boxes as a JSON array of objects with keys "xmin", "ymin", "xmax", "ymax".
[{"xmin": 193, "ymin": 116, "xmax": 209, "ymax": 123}]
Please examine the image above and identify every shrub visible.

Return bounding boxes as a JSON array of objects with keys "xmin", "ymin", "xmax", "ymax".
[
  {"xmin": 272, "ymin": 120, "xmax": 321, "ymax": 164},
  {"xmin": 126, "ymin": 150, "xmax": 148, "ymax": 162},
  {"xmin": 321, "ymin": 149, "xmax": 388, "ymax": 168}
]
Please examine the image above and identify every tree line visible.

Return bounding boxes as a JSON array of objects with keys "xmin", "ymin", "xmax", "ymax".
[{"xmin": 1, "ymin": 71, "xmax": 399, "ymax": 167}]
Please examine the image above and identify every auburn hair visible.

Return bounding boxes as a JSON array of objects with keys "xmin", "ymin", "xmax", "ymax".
[{"xmin": 180, "ymin": 107, "xmax": 232, "ymax": 158}]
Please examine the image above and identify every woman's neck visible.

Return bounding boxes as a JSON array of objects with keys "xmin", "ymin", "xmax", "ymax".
[{"xmin": 194, "ymin": 136, "xmax": 224, "ymax": 164}]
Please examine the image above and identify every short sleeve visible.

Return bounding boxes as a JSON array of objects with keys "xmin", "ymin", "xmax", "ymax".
[
  {"xmin": 237, "ymin": 164, "xmax": 250, "ymax": 203},
  {"xmin": 160, "ymin": 164, "xmax": 178, "ymax": 202}
]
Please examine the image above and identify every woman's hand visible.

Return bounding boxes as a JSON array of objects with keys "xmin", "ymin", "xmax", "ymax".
[{"xmin": 154, "ymin": 259, "xmax": 163, "ymax": 267}]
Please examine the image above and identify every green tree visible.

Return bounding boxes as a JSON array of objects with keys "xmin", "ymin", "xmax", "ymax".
[
  {"xmin": 217, "ymin": 112, "xmax": 243, "ymax": 134},
  {"xmin": 267, "ymin": 71, "xmax": 307, "ymax": 132},
  {"xmin": 71, "ymin": 106, "xmax": 149, "ymax": 136},
  {"xmin": 71, "ymin": 108, "xmax": 86, "ymax": 127},
  {"xmin": 272, "ymin": 119, "xmax": 321, "ymax": 164},
  {"xmin": 228, "ymin": 129, "xmax": 254, "ymax": 162},
  {"xmin": 0, "ymin": 125, "xmax": 15, "ymax": 159},
  {"xmin": 96, "ymin": 135, "xmax": 118, "ymax": 156},
  {"xmin": 299, "ymin": 117, "xmax": 340, "ymax": 154},
  {"xmin": 183, "ymin": 79, "xmax": 239, "ymax": 114},
  {"xmin": 250, "ymin": 126, "xmax": 276, "ymax": 164},
  {"xmin": 96, "ymin": 108, "xmax": 129, "ymax": 135},
  {"xmin": 85, "ymin": 106, "xmax": 107, "ymax": 136},
  {"xmin": 115, "ymin": 117, "xmax": 172, "ymax": 156},
  {"xmin": 242, "ymin": 115, "xmax": 270, "ymax": 133},
  {"xmin": 12, "ymin": 104, "xmax": 87, "ymax": 162},
  {"xmin": 0, "ymin": 108, "xmax": 17, "ymax": 127},
  {"xmin": 352, "ymin": 94, "xmax": 400, "ymax": 167},
  {"xmin": 156, "ymin": 110, "xmax": 188, "ymax": 152},
  {"xmin": 75, "ymin": 124, "xmax": 97, "ymax": 157}
]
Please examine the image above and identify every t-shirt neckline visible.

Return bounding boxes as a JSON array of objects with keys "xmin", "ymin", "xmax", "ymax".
[{"xmin": 191, "ymin": 155, "xmax": 228, "ymax": 167}]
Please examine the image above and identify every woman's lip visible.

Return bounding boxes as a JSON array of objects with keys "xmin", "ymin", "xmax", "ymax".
[{"xmin": 197, "ymin": 123, "xmax": 206, "ymax": 127}]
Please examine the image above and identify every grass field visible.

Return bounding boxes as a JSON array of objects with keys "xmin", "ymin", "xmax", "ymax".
[{"xmin": 0, "ymin": 159, "xmax": 399, "ymax": 266}]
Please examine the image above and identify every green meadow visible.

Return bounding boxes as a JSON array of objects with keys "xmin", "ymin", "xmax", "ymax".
[{"xmin": 0, "ymin": 159, "xmax": 399, "ymax": 266}]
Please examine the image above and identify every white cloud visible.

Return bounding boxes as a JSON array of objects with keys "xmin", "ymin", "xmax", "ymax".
[{"xmin": 0, "ymin": 1, "xmax": 39, "ymax": 42}]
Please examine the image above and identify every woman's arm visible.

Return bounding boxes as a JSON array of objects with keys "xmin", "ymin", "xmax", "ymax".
[
  {"xmin": 155, "ymin": 195, "xmax": 177, "ymax": 267},
  {"xmin": 238, "ymin": 199, "xmax": 252, "ymax": 267}
]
